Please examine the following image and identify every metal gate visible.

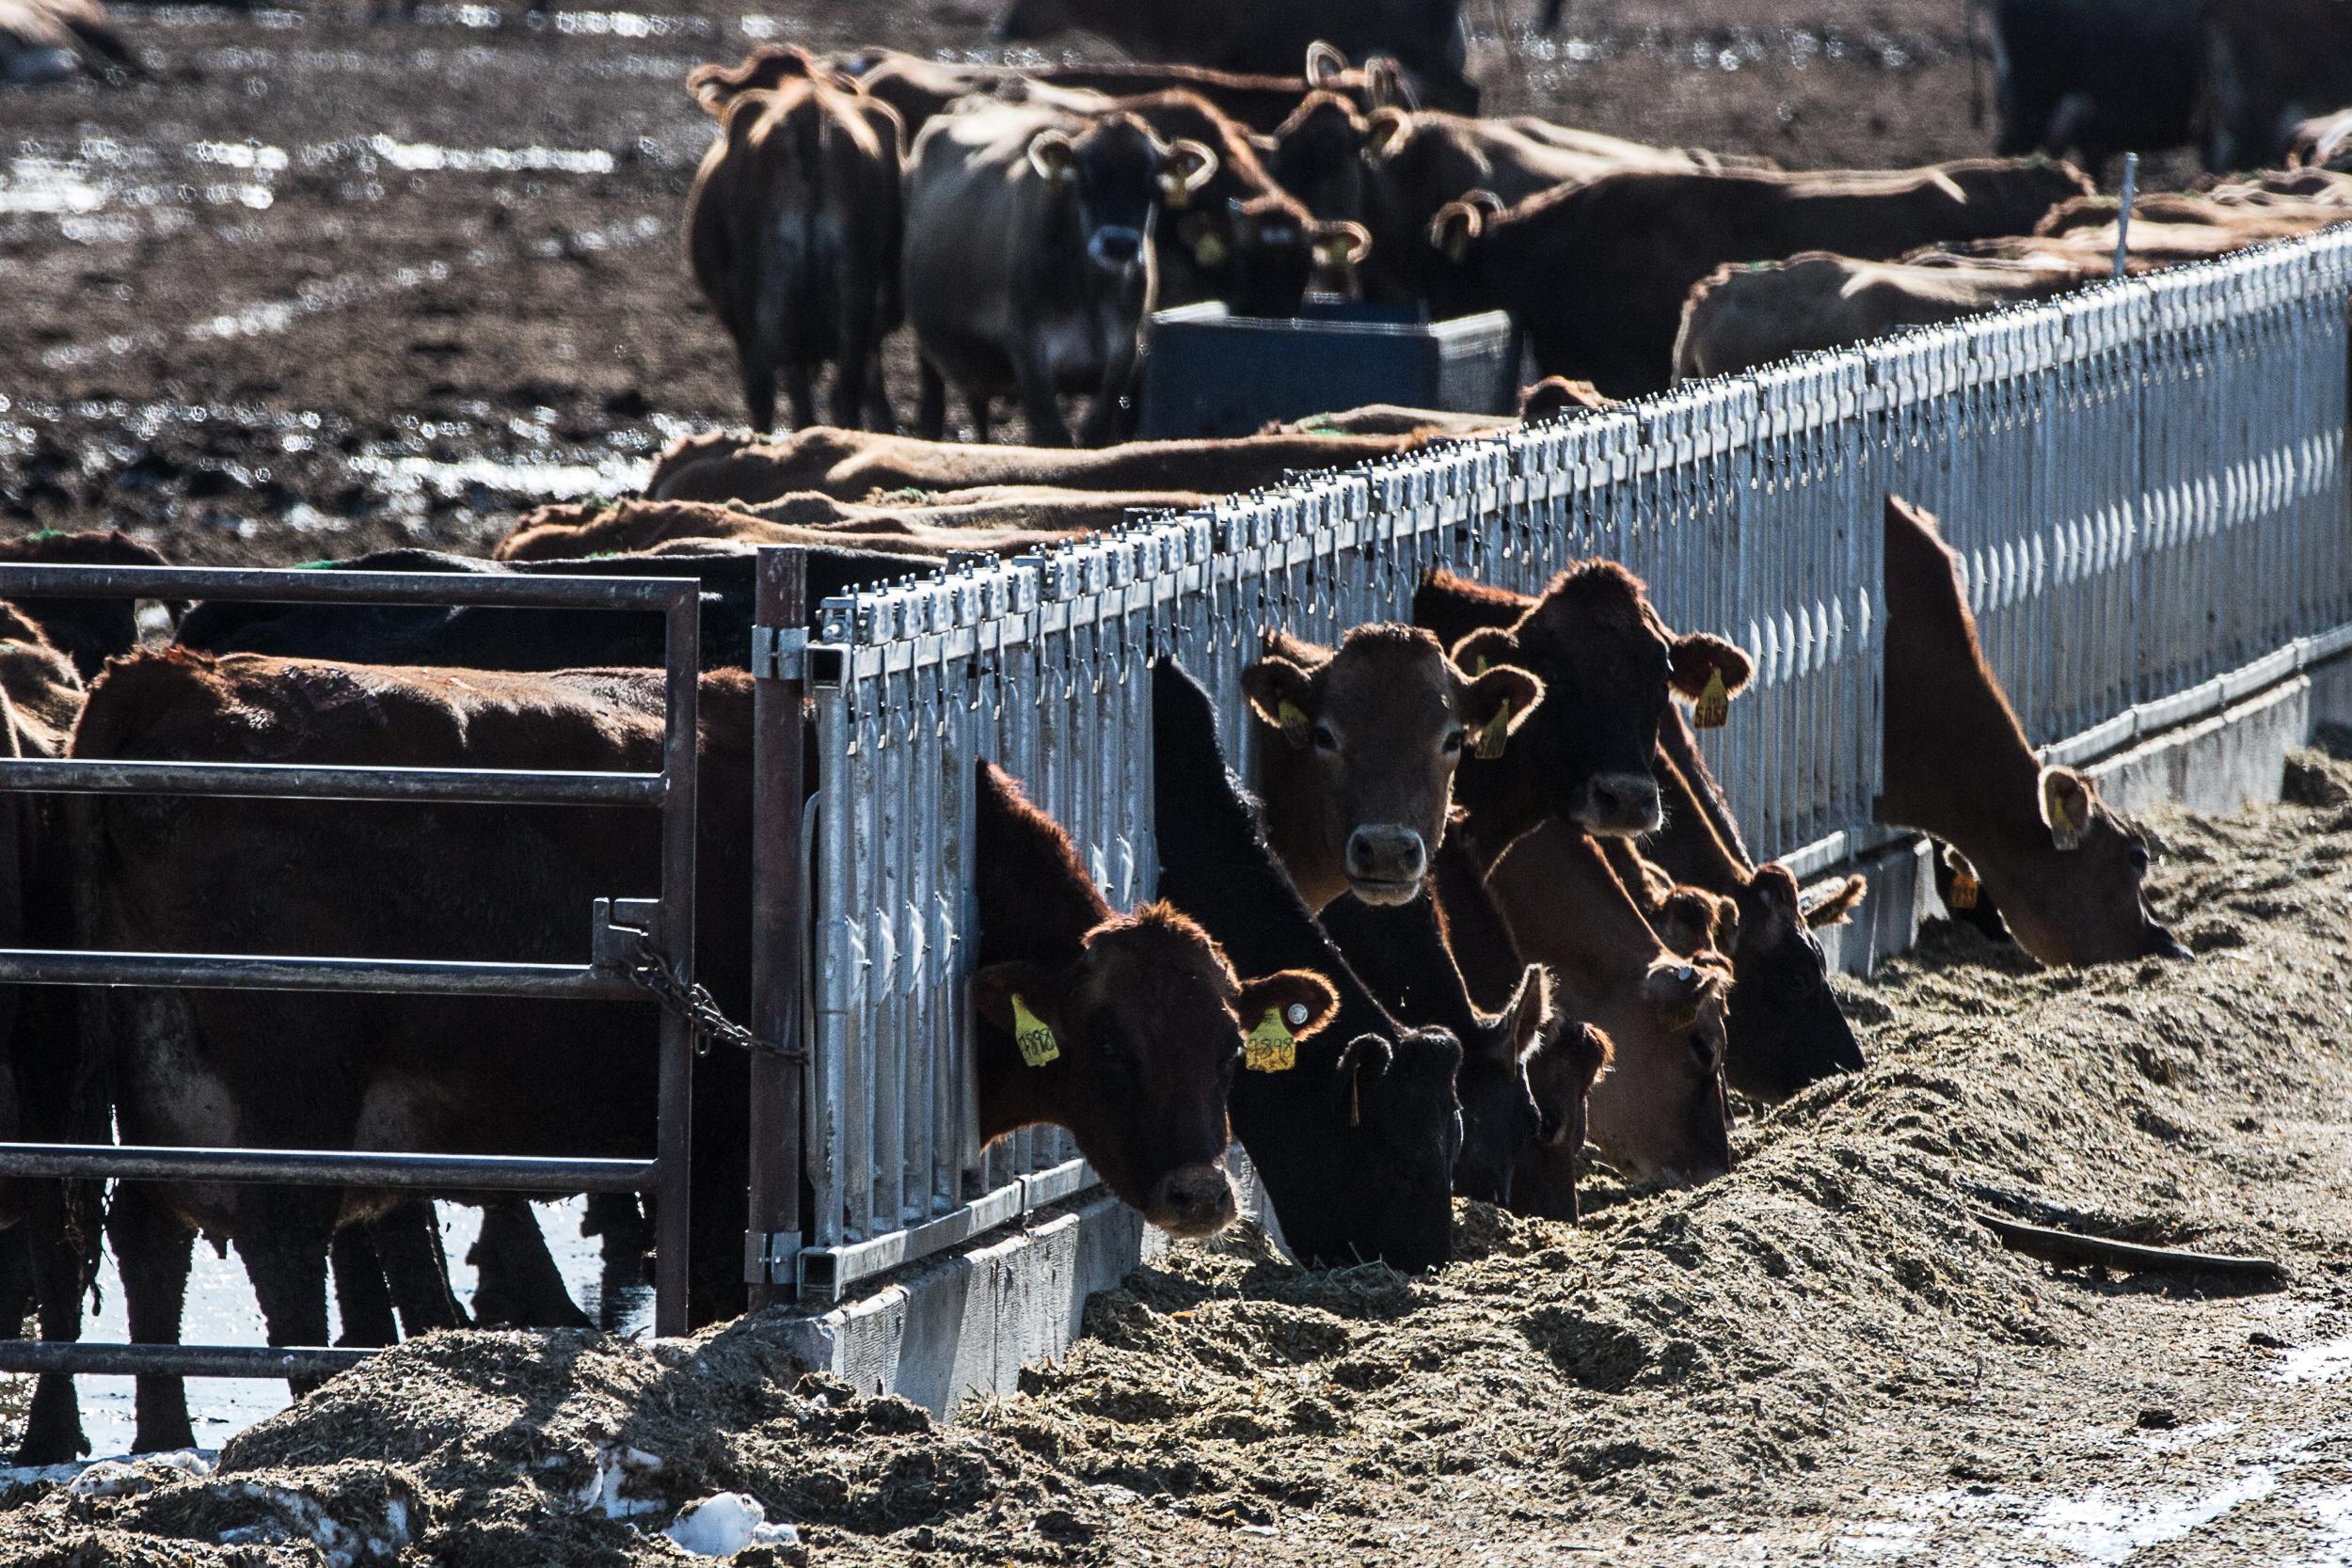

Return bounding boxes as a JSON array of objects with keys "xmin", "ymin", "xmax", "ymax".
[{"xmin": 0, "ymin": 561, "xmax": 704, "ymax": 1386}]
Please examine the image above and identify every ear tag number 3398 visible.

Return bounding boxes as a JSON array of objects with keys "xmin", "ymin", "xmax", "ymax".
[
  {"xmin": 1009, "ymin": 994, "xmax": 1060, "ymax": 1068},
  {"xmin": 1245, "ymin": 1007, "xmax": 1297, "ymax": 1073}
]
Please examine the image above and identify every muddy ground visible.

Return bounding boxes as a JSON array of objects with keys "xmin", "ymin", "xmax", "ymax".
[
  {"xmin": 5, "ymin": 754, "xmax": 2352, "ymax": 1565},
  {"xmin": 2, "ymin": 0, "xmax": 2201, "ymax": 568}
]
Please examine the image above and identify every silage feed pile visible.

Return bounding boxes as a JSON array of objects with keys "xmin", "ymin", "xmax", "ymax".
[{"xmin": 9, "ymin": 762, "xmax": 2352, "ymax": 1567}]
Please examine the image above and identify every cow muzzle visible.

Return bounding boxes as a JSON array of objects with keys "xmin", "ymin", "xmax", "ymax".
[
  {"xmin": 1146, "ymin": 1163, "xmax": 1238, "ymax": 1239},
  {"xmin": 1344, "ymin": 824, "xmax": 1428, "ymax": 904},
  {"xmin": 1576, "ymin": 772, "xmax": 1663, "ymax": 836},
  {"xmin": 1088, "ymin": 226, "xmax": 1146, "ymax": 273}
]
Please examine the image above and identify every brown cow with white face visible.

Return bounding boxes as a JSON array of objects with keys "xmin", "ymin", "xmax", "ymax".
[
  {"xmin": 1879, "ymin": 495, "xmax": 2183, "ymax": 967},
  {"xmin": 1244, "ymin": 624, "xmax": 1541, "ymax": 909},
  {"xmin": 1416, "ymin": 563, "xmax": 1755, "ymax": 847}
]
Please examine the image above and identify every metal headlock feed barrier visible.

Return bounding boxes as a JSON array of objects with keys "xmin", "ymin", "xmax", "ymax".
[
  {"xmin": 787, "ymin": 225, "xmax": 2352, "ymax": 1300},
  {"xmin": 0, "ymin": 563, "xmax": 705, "ymax": 1386}
]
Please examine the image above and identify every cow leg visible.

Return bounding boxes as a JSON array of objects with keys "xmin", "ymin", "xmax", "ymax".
[
  {"xmin": 232, "ymin": 1222, "xmax": 334, "ymax": 1402},
  {"xmin": 20, "ymin": 1176, "xmax": 93, "ymax": 1462},
  {"xmin": 1014, "ymin": 345, "xmax": 1073, "ymax": 447},
  {"xmin": 860, "ymin": 352, "xmax": 898, "ymax": 436},
  {"xmin": 741, "ymin": 361, "xmax": 778, "ymax": 437},
  {"xmin": 966, "ymin": 393, "xmax": 993, "ymax": 444},
  {"xmin": 371, "ymin": 1200, "xmax": 466, "ymax": 1336},
  {"xmin": 784, "ymin": 365, "xmax": 818, "ymax": 434},
  {"xmin": 469, "ymin": 1201, "xmax": 589, "ymax": 1328},
  {"xmin": 110, "ymin": 1188, "xmax": 196, "ymax": 1453},
  {"xmin": 330, "ymin": 1226, "xmax": 397, "ymax": 1348},
  {"xmin": 915, "ymin": 358, "xmax": 946, "ymax": 441},
  {"xmin": 581, "ymin": 1193, "xmax": 648, "ymax": 1321}
]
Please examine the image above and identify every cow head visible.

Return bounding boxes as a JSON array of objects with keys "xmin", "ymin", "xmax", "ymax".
[
  {"xmin": 1720, "ymin": 865, "xmax": 1868, "ymax": 1101},
  {"xmin": 1451, "ymin": 963, "xmax": 1560, "ymax": 1205},
  {"xmin": 1247, "ymin": 624, "xmax": 1541, "ymax": 907},
  {"xmin": 1268, "ymin": 92, "xmax": 1374, "ymax": 228},
  {"xmin": 1513, "ymin": 1021, "xmax": 1612, "ymax": 1220},
  {"xmin": 1271, "ymin": 1030, "xmax": 1465, "ymax": 1272},
  {"xmin": 1427, "ymin": 188, "xmax": 1505, "ymax": 265},
  {"xmin": 1030, "ymin": 114, "xmax": 1217, "ymax": 279},
  {"xmin": 685, "ymin": 44, "xmax": 857, "ymax": 116},
  {"xmin": 1588, "ymin": 952, "xmax": 1736, "ymax": 1188},
  {"xmin": 1990, "ymin": 765, "xmax": 2184, "ymax": 966},
  {"xmin": 1433, "ymin": 564, "xmax": 1752, "ymax": 840},
  {"xmin": 972, "ymin": 904, "xmax": 1337, "ymax": 1237}
]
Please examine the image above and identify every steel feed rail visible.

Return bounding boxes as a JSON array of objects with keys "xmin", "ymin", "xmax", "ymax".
[
  {"xmin": 0, "ymin": 562, "xmax": 706, "ymax": 1392},
  {"xmin": 791, "ymin": 224, "xmax": 2352, "ymax": 1301}
]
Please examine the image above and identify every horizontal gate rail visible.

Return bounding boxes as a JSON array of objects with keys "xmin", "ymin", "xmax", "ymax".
[
  {"xmin": 0, "ymin": 560, "xmax": 708, "ymax": 1369},
  {"xmin": 0, "ymin": 1343, "xmax": 374, "ymax": 1380},
  {"xmin": 0, "ymin": 1144, "xmax": 655, "ymax": 1192},
  {"xmin": 791, "ymin": 222, "xmax": 2352, "ymax": 1301},
  {"xmin": 0, "ymin": 758, "xmax": 666, "ymax": 806}
]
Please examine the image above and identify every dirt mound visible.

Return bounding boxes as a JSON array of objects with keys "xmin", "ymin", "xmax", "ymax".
[{"xmin": 9, "ymin": 766, "xmax": 2352, "ymax": 1563}]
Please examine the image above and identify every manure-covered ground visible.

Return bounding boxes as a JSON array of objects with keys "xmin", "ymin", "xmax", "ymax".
[{"xmin": 8, "ymin": 757, "xmax": 2352, "ymax": 1565}]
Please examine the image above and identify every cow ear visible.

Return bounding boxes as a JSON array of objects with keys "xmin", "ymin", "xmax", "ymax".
[
  {"xmin": 1668, "ymin": 631, "xmax": 1754, "ymax": 715},
  {"xmin": 1313, "ymin": 220, "xmax": 1373, "ymax": 268},
  {"xmin": 1334, "ymin": 1034, "xmax": 1392, "ymax": 1125},
  {"xmin": 1160, "ymin": 138, "xmax": 1220, "ymax": 209},
  {"xmin": 1803, "ymin": 872, "xmax": 1868, "ymax": 928},
  {"xmin": 1241, "ymin": 655, "xmax": 1317, "ymax": 746},
  {"xmin": 1448, "ymin": 625, "xmax": 1519, "ymax": 681},
  {"xmin": 1027, "ymin": 130, "xmax": 1079, "ymax": 184},
  {"xmin": 970, "ymin": 960, "xmax": 1057, "ymax": 1037},
  {"xmin": 1428, "ymin": 198, "xmax": 1485, "ymax": 262},
  {"xmin": 1496, "ymin": 963, "xmax": 1555, "ymax": 1064},
  {"xmin": 1304, "ymin": 39, "xmax": 1351, "ymax": 83},
  {"xmin": 1362, "ymin": 55, "xmax": 1417, "ymax": 111},
  {"xmin": 1364, "ymin": 106, "xmax": 1413, "ymax": 162},
  {"xmin": 2039, "ymin": 765, "xmax": 2094, "ymax": 851},
  {"xmin": 1235, "ymin": 970, "xmax": 1340, "ymax": 1044},
  {"xmin": 1456, "ymin": 661, "xmax": 1542, "ymax": 758}
]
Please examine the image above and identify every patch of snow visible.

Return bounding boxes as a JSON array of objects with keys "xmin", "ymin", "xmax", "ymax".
[{"xmin": 666, "ymin": 1493, "xmax": 801, "ymax": 1557}]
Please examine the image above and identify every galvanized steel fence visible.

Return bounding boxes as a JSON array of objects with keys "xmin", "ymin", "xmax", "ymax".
[{"xmin": 791, "ymin": 226, "xmax": 2352, "ymax": 1298}]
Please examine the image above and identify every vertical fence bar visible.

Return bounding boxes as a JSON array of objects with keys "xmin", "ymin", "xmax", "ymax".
[
  {"xmin": 652, "ymin": 585, "xmax": 701, "ymax": 1338},
  {"xmin": 746, "ymin": 548, "xmax": 806, "ymax": 1310}
]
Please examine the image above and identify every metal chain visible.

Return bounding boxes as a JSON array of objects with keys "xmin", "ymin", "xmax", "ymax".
[{"xmin": 620, "ymin": 931, "xmax": 803, "ymax": 1060}]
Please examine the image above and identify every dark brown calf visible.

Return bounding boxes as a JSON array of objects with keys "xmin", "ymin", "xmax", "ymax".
[
  {"xmin": 488, "ymin": 496, "xmax": 1165, "ymax": 563},
  {"xmin": 1421, "ymin": 159, "xmax": 2093, "ymax": 395},
  {"xmin": 1415, "ymin": 562, "xmax": 1753, "ymax": 847},
  {"xmin": 1880, "ymin": 496, "xmax": 2182, "ymax": 966},
  {"xmin": 1244, "ymin": 624, "xmax": 1540, "ymax": 909},
  {"xmin": 684, "ymin": 62, "xmax": 905, "ymax": 434},
  {"xmin": 645, "ymin": 426, "xmax": 1426, "ymax": 504},
  {"xmin": 973, "ymin": 761, "xmax": 1336, "ymax": 1236}
]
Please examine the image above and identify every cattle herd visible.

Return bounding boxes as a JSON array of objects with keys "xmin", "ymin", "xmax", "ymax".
[{"xmin": 0, "ymin": 0, "xmax": 2343, "ymax": 1476}]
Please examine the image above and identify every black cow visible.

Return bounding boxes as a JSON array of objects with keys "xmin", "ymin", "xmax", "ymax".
[
  {"xmin": 1151, "ymin": 658, "xmax": 1462, "ymax": 1269},
  {"xmin": 1974, "ymin": 0, "xmax": 2200, "ymax": 170}
]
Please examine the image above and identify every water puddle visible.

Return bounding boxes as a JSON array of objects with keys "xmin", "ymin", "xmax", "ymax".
[{"xmin": 65, "ymin": 1196, "xmax": 650, "ymax": 1457}]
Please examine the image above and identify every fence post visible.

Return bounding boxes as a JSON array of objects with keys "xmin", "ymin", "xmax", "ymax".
[{"xmin": 747, "ymin": 547, "xmax": 809, "ymax": 1307}]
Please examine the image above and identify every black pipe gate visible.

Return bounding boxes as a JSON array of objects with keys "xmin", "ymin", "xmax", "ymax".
[{"xmin": 0, "ymin": 561, "xmax": 705, "ymax": 1386}]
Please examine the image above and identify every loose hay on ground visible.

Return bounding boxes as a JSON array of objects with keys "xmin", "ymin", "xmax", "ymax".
[{"xmin": 10, "ymin": 763, "xmax": 2352, "ymax": 1563}]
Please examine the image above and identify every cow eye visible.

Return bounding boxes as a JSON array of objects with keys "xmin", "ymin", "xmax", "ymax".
[
  {"xmin": 2128, "ymin": 842, "xmax": 2151, "ymax": 873},
  {"xmin": 1312, "ymin": 723, "xmax": 1339, "ymax": 752},
  {"xmin": 1442, "ymin": 728, "xmax": 1465, "ymax": 755}
]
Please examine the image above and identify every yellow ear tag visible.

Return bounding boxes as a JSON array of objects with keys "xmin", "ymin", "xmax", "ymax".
[
  {"xmin": 1191, "ymin": 229, "xmax": 1228, "ymax": 268},
  {"xmin": 1474, "ymin": 697, "xmax": 1512, "ymax": 760},
  {"xmin": 1009, "ymin": 994, "xmax": 1059, "ymax": 1068},
  {"xmin": 1276, "ymin": 699, "xmax": 1311, "ymax": 746},
  {"xmin": 1947, "ymin": 866, "xmax": 1980, "ymax": 911},
  {"xmin": 1244, "ymin": 1007, "xmax": 1296, "ymax": 1073},
  {"xmin": 1693, "ymin": 666, "xmax": 1730, "ymax": 730}
]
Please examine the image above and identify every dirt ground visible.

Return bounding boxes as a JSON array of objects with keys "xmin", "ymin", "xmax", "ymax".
[
  {"xmin": 5, "ymin": 754, "xmax": 2352, "ymax": 1565},
  {"xmin": 1, "ymin": 0, "xmax": 2198, "ymax": 568}
]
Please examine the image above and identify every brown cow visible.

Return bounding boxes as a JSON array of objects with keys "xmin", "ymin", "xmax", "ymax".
[
  {"xmin": 1644, "ymin": 712, "xmax": 1868, "ymax": 1101},
  {"xmin": 1422, "ymin": 159, "xmax": 2094, "ymax": 395},
  {"xmin": 684, "ymin": 59, "xmax": 904, "ymax": 434},
  {"xmin": 1880, "ymin": 496, "xmax": 2183, "ymax": 966},
  {"xmin": 902, "ymin": 100, "xmax": 1219, "ymax": 446},
  {"xmin": 1481, "ymin": 821, "xmax": 1735, "ymax": 1195},
  {"xmin": 974, "ymin": 759, "xmax": 1338, "ymax": 1234},
  {"xmin": 834, "ymin": 43, "xmax": 1414, "ymax": 138},
  {"xmin": 1268, "ymin": 92, "xmax": 1756, "ymax": 301},
  {"xmin": 1415, "ymin": 563, "xmax": 1755, "ymax": 844},
  {"xmin": 646, "ymin": 425, "xmax": 1424, "ymax": 503},
  {"xmin": 993, "ymin": 0, "xmax": 1480, "ymax": 114},
  {"xmin": 1242, "ymin": 624, "xmax": 1540, "ymax": 909},
  {"xmin": 491, "ymin": 492, "xmax": 1199, "ymax": 562},
  {"xmin": 1673, "ymin": 251, "xmax": 2091, "ymax": 384},
  {"xmin": 1, "ymin": 0, "xmax": 131, "ymax": 82},
  {"xmin": 71, "ymin": 653, "xmax": 1315, "ymax": 1448},
  {"xmin": 2197, "ymin": 0, "xmax": 2352, "ymax": 172}
]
